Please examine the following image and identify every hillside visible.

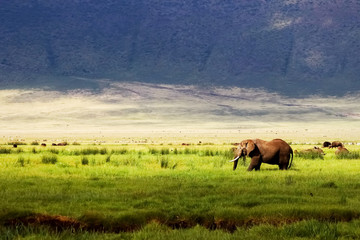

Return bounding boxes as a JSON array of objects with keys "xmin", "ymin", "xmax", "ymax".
[{"xmin": 1, "ymin": 0, "xmax": 360, "ymax": 95}]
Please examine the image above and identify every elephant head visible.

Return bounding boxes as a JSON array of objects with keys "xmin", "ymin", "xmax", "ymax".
[{"xmin": 229, "ymin": 140, "xmax": 257, "ymax": 170}]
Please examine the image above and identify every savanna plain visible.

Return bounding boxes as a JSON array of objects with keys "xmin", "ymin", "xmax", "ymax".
[{"xmin": 1, "ymin": 134, "xmax": 360, "ymax": 240}]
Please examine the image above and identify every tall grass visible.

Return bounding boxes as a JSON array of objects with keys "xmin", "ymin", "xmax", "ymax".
[
  {"xmin": 70, "ymin": 148, "xmax": 108, "ymax": 155},
  {"xmin": 0, "ymin": 143, "xmax": 360, "ymax": 238},
  {"xmin": 0, "ymin": 148, "xmax": 11, "ymax": 154},
  {"xmin": 335, "ymin": 151, "xmax": 360, "ymax": 159},
  {"xmin": 295, "ymin": 151, "xmax": 324, "ymax": 160},
  {"xmin": 7, "ymin": 141, "xmax": 26, "ymax": 145},
  {"xmin": 41, "ymin": 154, "xmax": 58, "ymax": 164}
]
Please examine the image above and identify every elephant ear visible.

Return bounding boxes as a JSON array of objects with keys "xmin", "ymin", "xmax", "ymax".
[{"xmin": 245, "ymin": 140, "xmax": 256, "ymax": 156}]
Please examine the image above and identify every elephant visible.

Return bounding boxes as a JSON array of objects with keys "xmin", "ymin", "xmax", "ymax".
[
  {"xmin": 329, "ymin": 141, "xmax": 343, "ymax": 149},
  {"xmin": 229, "ymin": 139, "xmax": 293, "ymax": 171},
  {"xmin": 335, "ymin": 146, "xmax": 349, "ymax": 155},
  {"xmin": 322, "ymin": 141, "xmax": 331, "ymax": 148}
]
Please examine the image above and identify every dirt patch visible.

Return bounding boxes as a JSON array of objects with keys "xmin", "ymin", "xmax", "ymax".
[
  {"xmin": 3, "ymin": 213, "xmax": 359, "ymax": 233},
  {"xmin": 5, "ymin": 214, "xmax": 85, "ymax": 231}
]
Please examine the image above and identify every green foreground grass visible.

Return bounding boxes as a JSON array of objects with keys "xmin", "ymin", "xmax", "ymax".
[{"xmin": 1, "ymin": 143, "xmax": 360, "ymax": 239}]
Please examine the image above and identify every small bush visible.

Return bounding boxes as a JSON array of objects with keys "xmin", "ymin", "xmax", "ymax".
[
  {"xmin": 17, "ymin": 156, "xmax": 25, "ymax": 167},
  {"xmin": 160, "ymin": 148, "xmax": 170, "ymax": 155},
  {"xmin": 7, "ymin": 141, "xmax": 26, "ymax": 145},
  {"xmin": 72, "ymin": 142, "xmax": 81, "ymax": 145},
  {"xmin": 15, "ymin": 148, "xmax": 24, "ymax": 153},
  {"xmin": 160, "ymin": 157, "xmax": 169, "ymax": 168},
  {"xmin": 49, "ymin": 148, "xmax": 59, "ymax": 154},
  {"xmin": 81, "ymin": 156, "xmax": 89, "ymax": 165},
  {"xmin": 105, "ymin": 155, "xmax": 111, "ymax": 163},
  {"xmin": 81, "ymin": 148, "xmax": 98, "ymax": 155},
  {"xmin": 31, "ymin": 148, "xmax": 38, "ymax": 154},
  {"xmin": 41, "ymin": 154, "xmax": 58, "ymax": 164},
  {"xmin": 118, "ymin": 148, "xmax": 128, "ymax": 154},
  {"xmin": 99, "ymin": 148, "xmax": 108, "ymax": 155},
  {"xmin": 30, "ymin": 141, "xmax": 39, "ymax": 145},
  {"xmin": 0, "ymin": 148, "xmax": 11, "ymax": 154},
  {"xmin": 159, "ymin": 156, "xmax": 177, "ymax": 169},
  {"xmin": 335, "ymin": 151, "xmax": 360, "ymax": 159},
  {"xmin": 78, "ymin": 148, "xmax": 109, "ymax": 155},
  {"xmin": 149, "ymin": 148, "xmax": 159, "ymax": 155},
  {"xmin": 184, "ymin": 148, "xmax": 191, "ymax": 154},
  {"xmin": 321, "ymin": 181, "xmax": 337, "ymax": 188}
]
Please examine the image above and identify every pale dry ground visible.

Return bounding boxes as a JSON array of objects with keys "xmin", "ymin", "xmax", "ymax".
[{"xmin": 1, "ymin": 81, "xmax": 359, "ymax": 144}]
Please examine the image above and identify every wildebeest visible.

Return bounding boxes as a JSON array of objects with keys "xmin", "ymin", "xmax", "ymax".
[
  {"xmin": 322, "ymin": 141, "xmax": 331, "ymax": 148},
  {"xmin": 52, "ymin": 143, "xmax": 57, "ymax": 146},
  {"xmin": 57, "ymin": 142, "xmax": 67, "ymax": 146},
  {"xmin": 13, "ymin": 144, "xmax": 17, "ymax": 148},
  {"xmin": 335, "ymin": 146, "xmax": 349, "ymax": 155},
  {"xmin": 329, "ymin": 141, "xmax": 343, "ymax": 149},
  {"xmin": 41, "ymin": 143, "xmax": 47, "ymax": 147}
]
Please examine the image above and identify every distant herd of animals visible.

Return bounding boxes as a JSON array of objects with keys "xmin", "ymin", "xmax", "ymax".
[
  {"xmin": 230, "ymin": 139, "xmax": 351, "ymax": 171},
  {"xmin": 12, "ymin": 142, "xmax": 68, "ymax": 148}
]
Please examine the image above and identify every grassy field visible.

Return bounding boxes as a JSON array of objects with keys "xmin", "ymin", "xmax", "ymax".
[{"xmin": 1, "ymin": 141, "xmax": 360, "ymax": 239}]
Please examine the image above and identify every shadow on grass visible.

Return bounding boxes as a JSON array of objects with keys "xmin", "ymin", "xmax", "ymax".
[{"xmin": 2, "ymin": 208, "xmax": 360, "ymax": 234}]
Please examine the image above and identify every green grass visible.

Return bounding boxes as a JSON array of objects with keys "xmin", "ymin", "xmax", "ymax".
[{"xmin": 0, "ymin": 143, "xmax": 360, "ymax": 239}]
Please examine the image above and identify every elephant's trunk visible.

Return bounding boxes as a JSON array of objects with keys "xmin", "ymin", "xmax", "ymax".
[{"xmin": 229, "ymin": 155, "xmax": 240, "ymax": 171}]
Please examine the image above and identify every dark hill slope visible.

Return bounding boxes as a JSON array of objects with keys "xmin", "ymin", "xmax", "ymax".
[{"xmin": 1, "ymin": 0, "xmax": 360, "ymax": 95}]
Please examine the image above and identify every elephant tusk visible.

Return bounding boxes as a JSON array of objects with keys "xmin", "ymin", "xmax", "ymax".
[{"xmin": 229, "ymin": 156, "xmax": 240, "ymax": 162}]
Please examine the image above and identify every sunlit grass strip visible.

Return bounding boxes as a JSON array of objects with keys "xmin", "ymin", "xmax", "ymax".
[
  {"xmin": 41, "ymin": 154, "xmax": 58, "ymax": 164},
  {"xmin": 335, "ymin": 151, "xmax": 360, "ymax": 159}
]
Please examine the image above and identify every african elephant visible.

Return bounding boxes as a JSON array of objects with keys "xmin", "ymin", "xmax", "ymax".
[
  {"xmin": 335, "ymin": 146, "xmax": 349, "ymax": 155},
  {"xmin": 330, "ymin": 141, "xmax": 343, "ymax": 149},
  {"xmin": 230, "ymin": 139, "xmax": 293, "ymax": 171}
]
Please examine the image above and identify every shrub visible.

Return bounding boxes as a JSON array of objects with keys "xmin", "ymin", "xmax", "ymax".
[
  {"xmin": 15, "ymin": 148, "xmax": 24, "ymax": 153},
  {"xmin": 17, "ymin": 156, "xmax": 25, "ymax": 167},
  {"xmin": 81, "ymin": 156, "xmax": 89, "ymax": 165},
  {"xmin": 105, "ymin": 155, "xmax": 111, "ymax": 163},
  {"xmin": 41, "ymin": 154, "xmax": 58, "ymax": 164},
  {"xmin": 49, "ymin": 148, "xmax": 59, "ymax": 154},
  {"xmin": 149, "ymin": 148, "xmax": 159, "ymax": 155},
  {"xmin": 0, "ymin": 148, "xmax": 11, "ymax": 154},
  {"xmin": 160, "ymin": 157, "xmax": 169, "ymax": 168},
  {"xmin": 99, "ymin": 148, "xmax": 108, "ymax": 155},
  {"xmin": 159, "ymin": 156, "xmax": 177, "ymax": 169},
  {"xmin": 335, "ymin": 151, "xmax": 360, "ymax": 159},
  {"xmin": 160, "ymin": 148, "xmax": 170, "ymax": 155},
  {"xmin": 72, "ymin": 142, "xmax": 81, "ymax": 145},
  {"xmin": 30, "ymin": 141, "xmax": 39, "ymax": 145},
  {"xmin": 7, "ymin": 141, "xmax": 26, "ymax": 145}
]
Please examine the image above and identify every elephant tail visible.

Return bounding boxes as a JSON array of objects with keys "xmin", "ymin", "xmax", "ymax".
[{"xmin": 288, "ymin": 148, "xmax": 294, "ymax": 169}]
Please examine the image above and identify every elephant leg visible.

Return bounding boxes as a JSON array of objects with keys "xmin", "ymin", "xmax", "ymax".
[
  {"xmin": 279, "ymin": 164, "xmax": 287, "ymax": 170},
  {"xmin": 247, "ymin": 156, "xmax": 261, "ymax": 171}
]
